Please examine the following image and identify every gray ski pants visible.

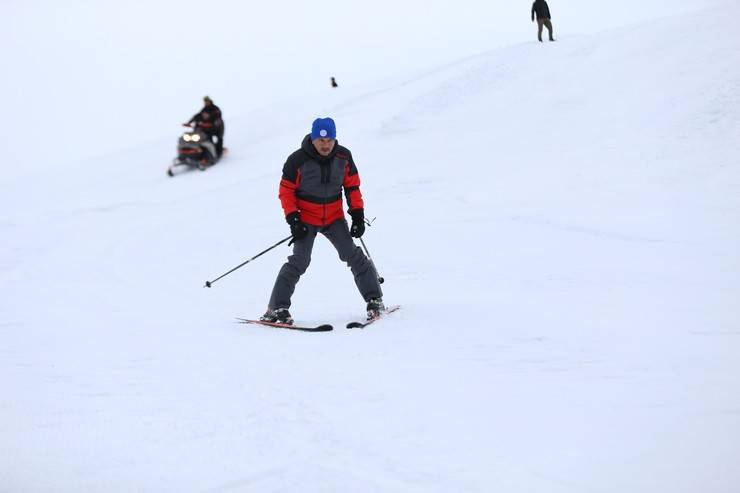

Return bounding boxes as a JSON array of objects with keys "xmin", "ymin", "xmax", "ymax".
[{"xmin": 268, "ymin": 219, "xmax": 383, "ymax": 309}]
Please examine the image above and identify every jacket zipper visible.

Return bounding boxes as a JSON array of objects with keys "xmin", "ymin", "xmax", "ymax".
[{"xmin": 321, "ymin": 162, "xmax": 327, "ymax": 225}]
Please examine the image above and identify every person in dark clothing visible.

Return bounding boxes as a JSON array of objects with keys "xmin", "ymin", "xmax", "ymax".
[
  {"xmin": 186, "ymin": 96, "xmax": 225, "ymax": 157},
  {"xmin": 260, "ymin": 117, "xmax": 384, "ymax": 325},
  {"xmin": 531, "ymin": 0, "xmax": 555, "ymax": 42},
  {"xmin": 331, "ymin": 77, "xmax": 338, "ymax": 88}
]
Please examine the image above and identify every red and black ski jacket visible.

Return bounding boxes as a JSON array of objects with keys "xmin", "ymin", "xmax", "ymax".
[{"xmin": 279, "ymin": 135, "xmax": 364, "ymax": 227}]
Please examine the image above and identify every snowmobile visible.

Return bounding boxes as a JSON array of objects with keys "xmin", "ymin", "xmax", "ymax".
[{"xmin": 167, "ymin": 123, "xmax": 222, "ymax": 177}]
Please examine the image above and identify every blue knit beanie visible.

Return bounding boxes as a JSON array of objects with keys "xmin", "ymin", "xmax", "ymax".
[{"xmin": 311, "ymin": 117, "xmax": 337, "ymax": 140}]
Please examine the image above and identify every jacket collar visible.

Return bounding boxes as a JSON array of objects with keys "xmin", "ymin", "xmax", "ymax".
[{"xmin": 301, "ymin": 134, "xmax": 339, "ymax": 163}]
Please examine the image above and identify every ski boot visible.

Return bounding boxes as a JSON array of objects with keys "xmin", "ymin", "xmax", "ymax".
[
  {"xmin": 366, "ymin": 298, "xmax": 385, "ymax": 320},
  {"xmin": 260, "ymin": 307, "xmax": 294, "ymax": 325}
]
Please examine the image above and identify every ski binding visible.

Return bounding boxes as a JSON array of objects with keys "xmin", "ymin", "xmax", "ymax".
[{"xmin": 346, "ymin": 305, "xmax": 401, "ymax": 329}]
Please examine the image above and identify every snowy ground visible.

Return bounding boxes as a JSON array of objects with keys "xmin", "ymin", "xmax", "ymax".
[{"xmin": 2, "ymin": 1, "xmax": 739, "ymax": 492}]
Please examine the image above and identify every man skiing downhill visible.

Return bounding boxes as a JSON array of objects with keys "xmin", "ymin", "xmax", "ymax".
[{"xmin": 261, "ymin": 118, "xmax": 384, "ymax": 325}]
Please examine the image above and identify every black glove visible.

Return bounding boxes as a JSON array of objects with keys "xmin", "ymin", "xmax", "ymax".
[
  {"xmin": 349, "ymin": 209, "xmax": 365, "ymax": 238},
  {"xmin": 286, "ymin": 212, "xmax": 308, "ymax": 241}
]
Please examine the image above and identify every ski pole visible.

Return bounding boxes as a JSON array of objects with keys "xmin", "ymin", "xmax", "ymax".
[
  {"xmin": 359, "ymin": 237, "xmax": 385, "ymax": 284},
  {"xmin": 204, "ymin": 235, "xmax": 292, "ymax": 288}
]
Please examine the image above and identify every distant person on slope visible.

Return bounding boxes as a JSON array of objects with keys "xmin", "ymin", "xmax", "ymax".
[
  {"xmin": 531, "ymin": 0, "xmax": 555, "ymax": 42},
  {"xmin": 260, "ymin": 117, "xmax": 384, "ymax": 325},
  {"xmin": 185, "ymin": 96, "xmax": 225, "ymax": 157}
]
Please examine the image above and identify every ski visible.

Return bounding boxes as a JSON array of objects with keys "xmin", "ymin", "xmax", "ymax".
[
  {"xmin": 346, "ymin": 305, "xmax": 401, "ymax": 329},
  {"xmin": 236, "ymin": 318, "xmax": 333, "ymax": 332}
]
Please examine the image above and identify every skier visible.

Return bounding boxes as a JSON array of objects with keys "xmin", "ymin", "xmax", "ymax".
[
  {"xmin": 185, "ymin": 96, "xmax": 225, "ymax": 157},
  {"xmin": 261, "ymin": 117, "xmax": 384, "ymax": 325},
  {"xmin": 331, "ymin": 76, "xmax": 338, "ymax": 88},
  {"xmin": 531, "ymin": 0, "xmax": 555, "ymax": 42}
]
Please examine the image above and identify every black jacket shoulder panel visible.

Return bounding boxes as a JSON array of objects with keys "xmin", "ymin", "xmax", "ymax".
[
  {"xmin": 335, "ymin": 145, "xmax": 358, "ymax": 175},
  {"xmin": 282, "ymin": 148, "xmax": 306, "ymax": 182}
]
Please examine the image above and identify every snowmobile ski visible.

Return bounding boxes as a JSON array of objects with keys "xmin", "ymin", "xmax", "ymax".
[
  {"xmin": 236, "ymin": 318, "xmax": 333, "ymax": 332},
  {"xmin": 346, "ymin": 305, "xmax": 401, "ymax": 329}
]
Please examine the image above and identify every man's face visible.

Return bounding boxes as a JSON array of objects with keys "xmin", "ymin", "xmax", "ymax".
[{"xmin": 313, "ymin": 137, "xmax": 335, "ymax": 157}]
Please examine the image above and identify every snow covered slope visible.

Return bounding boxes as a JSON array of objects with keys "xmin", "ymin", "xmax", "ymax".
[{"xmin": 2, "ymin": 2, "xmax": 739, "ymax": 492}]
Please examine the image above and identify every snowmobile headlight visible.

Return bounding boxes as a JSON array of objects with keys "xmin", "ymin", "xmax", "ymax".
[
  {"xmin": 191, "ymin": 134, "xmax": 201, "ymax": 142},
  {"xmin": 183, "ymin": 134, "xmax": 192, "ymax": 142}
]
